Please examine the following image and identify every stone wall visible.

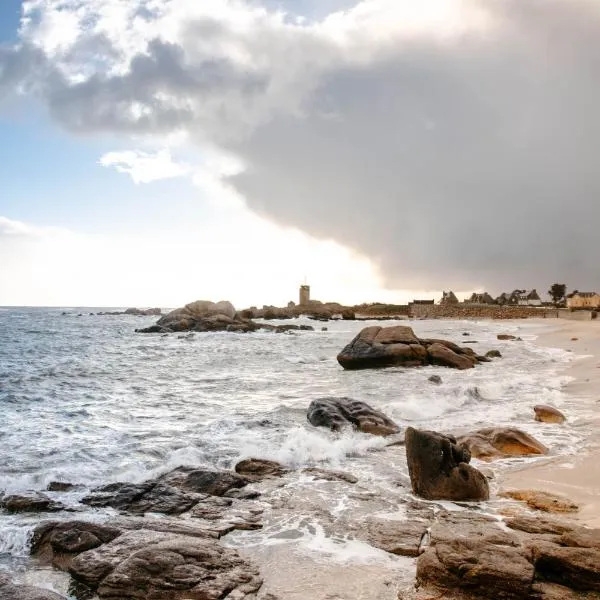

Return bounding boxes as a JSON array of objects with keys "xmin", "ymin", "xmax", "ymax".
[{"xmin": 408, "ymin": 304, "xmax": 560, "ymax": 320}]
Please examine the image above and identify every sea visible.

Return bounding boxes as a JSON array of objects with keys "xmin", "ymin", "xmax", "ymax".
[{"xmin": 0, "ymin": 307, "xmax": 586, "ymax": 598}]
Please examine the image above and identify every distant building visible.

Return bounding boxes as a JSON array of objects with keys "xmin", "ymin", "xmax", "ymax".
[
  {"xmin": 439, "ymin": 291, "xmax": 459, "ymax": 305},
  {"xmin": 566, "ymin": 292, "xmax": 600, "ymax": 309},
  {"xmin": 299, "ymin": 284, "xmax": 310, "ymax": 306},
  {"xmin": 496, "ymin": 289, "xmax": 542, "ymax": 306},
  {"xmin": 467, "ymin": 292, "xmax": 495, "ymax": 305}
]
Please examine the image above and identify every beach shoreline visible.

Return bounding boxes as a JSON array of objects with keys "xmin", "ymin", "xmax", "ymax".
[{"xmin": 499, "ymin": 318, "xmax": 600, "ymax": 527}]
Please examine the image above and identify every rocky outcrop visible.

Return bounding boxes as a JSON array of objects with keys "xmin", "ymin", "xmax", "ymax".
[
  {"xmin": 457, "ymin": 427, "xmax": 548, "ymax": 461},
  {"xmin": 97, "ymin": 308, "xmax": 161, "ymax": 316},
  {"xmin": 497, "ymin": 333, "xmax": 522, "ymax": 341},
  {"xmin": 307, "ymin": 397, "xmax": 400, "ymax": 436},
  {"xmin": 412, "ymin": 510, "xmax": 600, "ymax": 599},
  {"xmin": 486, "ymin": 349, "xmax": 502, "ymax": 358},
  {"xmin": 337, "ymin": 326, "xmax": 488, "ymax": 370},
  {"xmin": 31, "ymin": 519, "xmax": 262, "ymax": 600},
  {"xmin": 405, "ymin": 427, "xmax": 489, "ymax": 501},
  {"xmin": 500, "ymin": 489, "xmax": 579, "ymax": 513},
  {"xmin": 534, "ymin": 405, "xmax": 567, "ymax": 423},
  {"xmin": 81, "ymin": 467, "xmax": 251, "ymax": 515},
  {"xmin": 136, "ymin": 300, "xmax": 256, "ymax": 334}
]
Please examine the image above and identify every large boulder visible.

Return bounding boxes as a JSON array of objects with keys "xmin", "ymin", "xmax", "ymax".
[
  {"xmin": 31, "ymin": 520, "xmax": 262, "ymax": 600},
  {"xmin": 307, "ymin": 397, "xmax": 400, "ymax": 436},
  {"xmin": 337, "ymin": 325, "xmax": 485, "ymax": 370},
  {"xmin": 457, "ymin": 427, "xmax": 548, "ymax": 461},
  {"xmin": 405, "ymin": 427, "xmax": 489, "ymax": 501}
]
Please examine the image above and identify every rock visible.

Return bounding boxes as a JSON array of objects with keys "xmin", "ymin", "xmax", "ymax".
[
  {"xmin": 46, "ymin": 482, "xmax": 76, "ymax": 492},
  {"xmin": 530, "ymin": 540, "xmax": 600, "ymax": 592},
  {"xmin": 365, "ymin": 519, "xmax": 429, "ymax": 557},
  {"xmin": 0, "ymin": 492, "xmax": 66, "ymax": 513},
  {"xmin": 426, "ymin": 342, "xmax": 476, "ymax": 370},
  {"xmin": 0, "ymin": 584, "xmax": 68, "ymax": 600},
  {"xmin": 505, "ymin": 514, "xmax": 576, "ymax": 536},
  {"xmin": 302, "ymin": 467, "xmax": 358, "ymax": 484},
  {"xmin": 124, "ymin": 307, "xmax": 162, "ymax": 316},
  {"xmin": 337, "ymin": 326, "xmax": 485, "ymax": 370},
  {"xmin": 485, "ymin": 349, "xmax": 502, "ymax": 358},
  {"xmin": 234, "ymin": 458, "xmax": 288, "ymax": 480},
  {"xmin": 413, "ymin": 508, "xmax": 600, "ymax": 599},
  {"xmin": 534, "ymin": 404, "xmax": 567, "ymax": 424},
  {"xmin": 457, "ymin": 427, "xmax": 548, "ymax": 461},
  {"xmin": 81, "ymin": 482, "xmax": 201, "ymax": 515},
  {"xmin": 498, "ymin": 334, "xmax": 518, "ymax": 340},
  {"xmin": 405, "ymin": 427, "xmax": 489, "ymax": 501},
  {"xmin": 428, "ymin": 375, "xmax": 442, "ymax": 384},
  {"xmin": 500, "ymin": 489, "xmax": 579, "ymax": 513},
  {"xmin": 307, "ymin": 397, "xmax": 400, "ymax": 436},
  {"xmin": 31, "ymin": 521, "xmax": 122, "ymax": 570},
  {"xmin": 33, "ymin": 521, "xmax": 262, "ymax": 600},
  {"xmin": 158, "ymin": 466, "xmax": 250, "ymax": 496}
]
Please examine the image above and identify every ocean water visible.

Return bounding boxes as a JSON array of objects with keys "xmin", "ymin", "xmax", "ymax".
[{"xmin": 0, "ymin": 308, "xmax": 582, "ymax": 596}]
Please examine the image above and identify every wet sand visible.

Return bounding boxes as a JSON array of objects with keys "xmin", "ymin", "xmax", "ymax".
[{"xmin": 500, "ymin": 318, "xmax": 600, "ymax": 527}]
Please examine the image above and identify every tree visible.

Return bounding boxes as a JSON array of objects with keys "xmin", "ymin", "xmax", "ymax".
[{"xmin": 548, "ymin": 283, "xmax": 567, "ymax": 305}]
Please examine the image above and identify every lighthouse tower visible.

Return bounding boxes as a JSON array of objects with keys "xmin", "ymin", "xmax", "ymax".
[{"xmin": 299, "ymin": 284, "xmax": 310, "ymax": 306}]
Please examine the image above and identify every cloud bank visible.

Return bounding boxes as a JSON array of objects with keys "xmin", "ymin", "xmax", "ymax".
[{"xmin": 3, "ymin": 0, "xmax": 600, "ymax": 292}]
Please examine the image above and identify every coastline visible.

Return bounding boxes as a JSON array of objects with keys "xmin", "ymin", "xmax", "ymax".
[{"xmin": 499, "ymin": 318, "xmax": 600, "ymax": 527}]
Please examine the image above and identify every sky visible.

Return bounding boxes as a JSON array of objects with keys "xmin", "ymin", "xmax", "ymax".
[{"xmin": 0, "ymin": 0, "xmax": 598, "ymax": 308}]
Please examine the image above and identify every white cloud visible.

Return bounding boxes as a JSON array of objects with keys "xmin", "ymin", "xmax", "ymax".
[{"xmin": 99, "ymin": 149, "xmax": 191, "ymax": 184}]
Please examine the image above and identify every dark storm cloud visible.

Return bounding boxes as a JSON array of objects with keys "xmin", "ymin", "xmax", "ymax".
[{"xmin": 226, "ymin": 1, "xmax": 600, "ymax": 292}]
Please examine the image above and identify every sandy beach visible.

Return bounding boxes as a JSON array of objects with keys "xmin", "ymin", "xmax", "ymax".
[{"xmin": 501, "ymin": 318, "xmax": 600, "ymax": 527}]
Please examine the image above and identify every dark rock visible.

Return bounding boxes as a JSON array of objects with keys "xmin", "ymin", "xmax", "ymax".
[
  {"xmin": 428, "ymin": 375, "xmax": 442, "ymax": 384},
  {"xmin": 0, "ymin": 492, "xmax": 66, "ymax": 513},
  {"xmin": 158, "ymin": 466, "xmax": 250, "ymax": 496},
  {"xmin": 234, "ymin": 458, "xmax": 288, "ymax": 480},
  {"xmin": 46, "ymin": 482, "xmax": 76, "ymax": 492},
  {"xmin": 124, "ymin": 307, "xmax": 161, "ymax": 316},
  {"xmin": 498, "ymin": 334, "xmax": 518, "ymax": 340},
  {"xmin": 457, "ymin": 427, "xmax": 548, "ymax": 461},
  {"xmin": 307, "ymin": 397, "xmax": 400, "ymax": 436},
  {"xmin": 530, "ymin": 541, "xmax": 600, "ymax": 591},
  {"xmin": 81, "ymin": 481, "xmax": 199, "ymax": 515},
  {"xmin": 486, "ymin": 349, "xmax": 502, "ymax": 358},
  {"xmin": 31, "ymin": 521, "xmax": 122, "ymax": 570},
  {"xmin": 405, "ymin": 427, "xmax": 489, "ymax": 501},
  {"xmin": 337, "ymin": 326, "xmax": 485, "ymax": 370}
]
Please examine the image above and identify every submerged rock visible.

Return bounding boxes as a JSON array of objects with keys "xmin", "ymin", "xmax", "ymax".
[
  {"xmin": 307, "ymin": 397, "xmax": 400, "ymax": 436},
  {"xmin": 337, "ymin": 325, "xmax": 487, "ymax": 370},
  {"xmin": 485, "ymin": 349, "xmax": 502, "ymax": 358},
  {"xmin": 428, "ymin": 375, "xmax": 442, "ymax": 384},
  {"xmin": 405, "ymin": 427, "xmax": 489, "ymax": 501},
  {"xmin": 457, "ymin": 427, "xmax": 548, "ymax": 461},
  {"xmin": 0, "ymin": 582, "xmax": 67, "ymax": 600},
  {"xmin": 534, "ymin": 404, "xmax": 567, "ymax": 424}
]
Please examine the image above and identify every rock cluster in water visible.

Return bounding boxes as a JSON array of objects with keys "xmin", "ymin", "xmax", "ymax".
[
  {"xmin": 136, "ymin": 300, "xmax": 315, "ymax": 334},
  {"xmin": 337, "ymin": 325, "xmax": 497, "ymax": 370}
]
